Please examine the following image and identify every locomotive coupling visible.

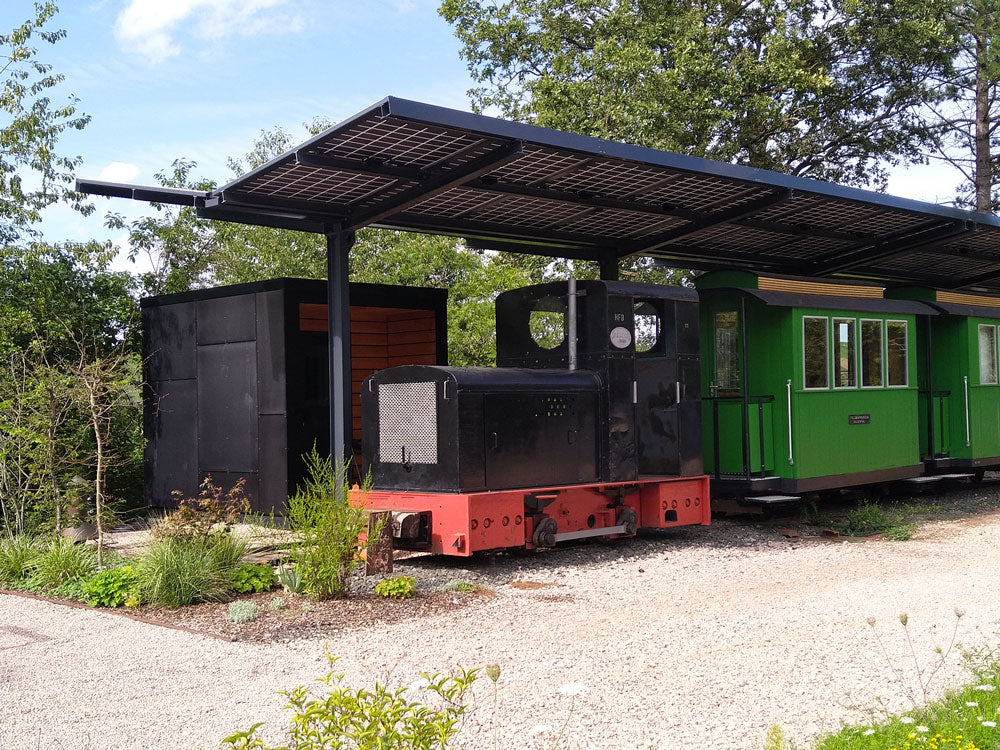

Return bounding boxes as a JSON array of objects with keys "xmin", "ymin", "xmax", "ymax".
[{"xmin": 616, "ymin": 507, "xmax": 639, "ymax": 536}]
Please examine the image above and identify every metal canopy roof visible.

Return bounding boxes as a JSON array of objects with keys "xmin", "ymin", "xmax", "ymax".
[{"xmin": 78, "ymin": 96, "xmax": 1000, "ymax": 292}]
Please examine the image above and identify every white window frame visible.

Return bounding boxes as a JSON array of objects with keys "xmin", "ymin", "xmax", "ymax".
[
  {"xmin": 979, "ymin": 323, "xmax": 999, "ymax": 385},
  {"xmin": 832, "ymin": 317, "xmax": 857, "ymax": 390},
  {"xmin": 802, "ymin": 315, "xmax": 829, "ymax": 390},
  {"xmin": 885, "ymin": 319, "xmax": 909, "ymax": 388},
  {"xmin": 860, "ymin": 318, "xmax": 884, "ymax": 389}
]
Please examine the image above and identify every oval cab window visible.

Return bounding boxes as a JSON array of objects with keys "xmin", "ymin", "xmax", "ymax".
[
  {"xmin": 529, "ymin": 296, "xmax": 567, "ymax": 349},
  {"xmin": 634, "ymin": 301, "xmax": 661, "ymax": 353}
]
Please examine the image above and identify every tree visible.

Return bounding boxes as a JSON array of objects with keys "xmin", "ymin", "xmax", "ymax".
[
  {"xmin": 440, "ymin": 0, "xmax": 958, "ymax": 189},
  {"xmin": 0, "ymin": 243, "xmax": 141, "ymax": 537},
  {"xmin": 926, "ymin": 1, "xmax": 1000, "ymax": 213},
  {"xmin": 0, "ymin": 2, "xmax": 90, "ymax": 245}
]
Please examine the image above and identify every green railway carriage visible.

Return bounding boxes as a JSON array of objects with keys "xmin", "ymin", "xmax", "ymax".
[
  {"xmin": 694, "ymin": 271, "xmax": 931, "ymax": 497},
  {"xmin": 886, "ymin": 287, "xmax": 1000, "ymax": 478}
]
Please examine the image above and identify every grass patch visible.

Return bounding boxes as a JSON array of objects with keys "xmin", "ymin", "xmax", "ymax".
[
  {"xmin": 0, "ymin": 534, "xmax": 42, "ymax": 585},
  {"xmin": 31, "ymin": 536, "xmax": 98, "ymax": 588},
  {"xmin": 136, "ymin": 533, "xmax": 248, "ymax": 608}
]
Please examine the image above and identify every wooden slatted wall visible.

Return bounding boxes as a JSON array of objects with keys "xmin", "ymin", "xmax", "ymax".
[{"xmin": 299, "ymin": 304, "xmax": 438, "ymax": 440}]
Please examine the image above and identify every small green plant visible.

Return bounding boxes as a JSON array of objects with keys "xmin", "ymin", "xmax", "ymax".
[
  {"xmin": 267, "ymin": 596, "xmax": 286, "ymax": 611},
  {"xmin": 0, "ymin": 535, "xmax": 42, "ymax": 585},
  {"xmin": 221, "ymin": 655, "xmax": 478, "ymax": 750},
  {"xmin": 227, "ymin": 600, "xmax": 260, "ymax": 624},
  {"xmin": 375, "ymin": 575, "xmax": 417, "ymax": 599},
  {"xmin": 153, "ymin": 476, "xmax": 249, "ymax": 540},
  {"xmin": 137, "ymin": 533, "xmax": 247, "ymax": 608},
  {"xmin": 841, "ymin": 502, "xmax": 914, "ymax": 540},
  {"xmin": 284, "ymin": 447, "xmax": 381, "ymax": 600},
  {"xmin": 31, "ymin": 536, "xmax": 98, "ymax": 589},
  {"xmin": 438, "ymin": 579, "xmax": 476, "ymax": 593},
  {"xmin": 277, "ymin": 565, "xmax": 305, "ymax": 594},
  {"xmin": 230, "ymin": 563, "xmax": 278, "ymax": 594},
  {"xmin": 82, "ymin": 565, "xmax": 141, "ymax": 608},
  {"xmin": 51, "ymin": 577, "xmax": 87, "ymax": 601}
]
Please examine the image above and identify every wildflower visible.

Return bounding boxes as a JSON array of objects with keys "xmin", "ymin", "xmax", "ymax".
[
  {"xmin": 982, "ymin": 721, "xmax": 997, "ymax": 728},
  {"xmin": 863, "ymin": 729, "xmax": 876, "ymax": 736},
  {"xmin": 899, "ymin": 612, "xmax": 909, "ymax": 626},
  {"xmin": 974, "ymin": 685, "xmax": 997, "ymax": 692},
  {"xmin": 485, "ymin": 664, "xmax": 501, "ymax": 684},
  {"xmin": 558, "ymin": 682, "xmax": 588, "ymax": 696},
  {"xmin": 900, "ymin": 716, "xmax": 915, "ymax": 724},
  {"xmin": 966, "ymin": 701, "xmax": 979, "ymax": 707},
  {"xmin": 916, "ymin": 726, "xmax": 929, "ymax": 733},
  {"xmin": 955, "ymin": 607, "xmax": 965, "ymax": 618}
]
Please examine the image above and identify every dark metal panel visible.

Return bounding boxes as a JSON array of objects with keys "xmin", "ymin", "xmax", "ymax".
[
  {"xmin": 197, "ymin": 294, "xmax": 257, "ymax": 345},
  {"xmin": 197, "ymin": 342, "xmax": 258, "ymax": 473},
  {"xmin": 484, "ymin": 392, "xmax": 598, "ymax": 488},
  {"xmin": 678, "ymin": 357, "xmax": 704, "ymax": 476},
  {"xmin": 635, "ymin": 357, "xmax": 680, "ymax": 476},
  {"xmin": 258, "ymin": 414, "xmax": 288, "ymax": 514},
  {"xmin": 144, "ymin": 303, "xmax": 196, "ymax": 381},
  {"xmin": 256, "ymin": 290, "xmax": 287, "ymax": 415},
  {"xmin": 148, "ymin": 379, "xmax": 198, "ymax": 505}
]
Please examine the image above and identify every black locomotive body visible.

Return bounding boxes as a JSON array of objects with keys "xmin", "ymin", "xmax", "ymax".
[{"xmin": 358, "ymin": 280, "xmax": 711, "ymax": 556}]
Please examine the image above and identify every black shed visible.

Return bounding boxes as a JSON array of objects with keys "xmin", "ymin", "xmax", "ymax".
[{"xmin": 142, "ymin": 278, "xmax": 447, "ymax": 513}]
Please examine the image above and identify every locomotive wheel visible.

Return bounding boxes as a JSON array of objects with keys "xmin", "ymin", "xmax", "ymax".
[
  {"xmin": 532, "ymin": 517, "xmax": 558, "ymax": 547},
  {"xmin": 616, "ymin": 507, "xmax": 638, "ymax": 536}
]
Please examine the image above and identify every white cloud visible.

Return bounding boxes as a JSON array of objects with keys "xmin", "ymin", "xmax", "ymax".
[
  {"xmin": 97, "ymin": 161, "xmax": 141, "ymax": 183},
  {"xmin": 114, "ymin": 0, "xmax": 300, "ymax": 63}
]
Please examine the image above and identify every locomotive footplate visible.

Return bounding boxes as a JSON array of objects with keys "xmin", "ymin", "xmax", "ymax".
[{"xmin": 353, "ymin": 476, "xmax": 710, "ymax": 557}]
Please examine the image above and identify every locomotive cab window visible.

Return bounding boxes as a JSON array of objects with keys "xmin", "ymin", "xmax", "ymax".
[
  {"xmin": 833, "ymin": 318, "xmax": 856, "ymax": 388},
  {"xmin": 861, "ymin": 319, "xmax": 884, "ymax": 388},
  {"xmin": 886, "ymin": 320, "xmax": 908, "ymax": 387},
  {"xmin": 633, "ymin": 301, "xmax": 661, "ymax": 353},
  {"xmin": 803, "ymin": 316, "xmax": 829, "ymax": 389},
  {"xmin": 979, "ymin": 324, "xmax": 998, "ymax": 385},
  {"xmin": 529, "ymin": 295, "xmax": 567, "ymax": 350},
  {"xmin": 713, "ymin": 311, "xmax": 740, "ymax": 394}
]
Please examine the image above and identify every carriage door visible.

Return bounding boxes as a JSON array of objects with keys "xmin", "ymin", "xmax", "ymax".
[{"xmin": 708, "ymin": 309, "xmax": 745, "ymax": 474}]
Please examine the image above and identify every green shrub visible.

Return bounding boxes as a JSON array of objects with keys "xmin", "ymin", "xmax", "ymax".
[
  {"xmin": 842, "ymin": 502, "xmax": 914, "ymax": 540},
  {"xmin": 375, "ymin": 575, "xmax": 416, "ymax": 599},
  {"xmin": 0, "ymin": 535, "xmax": 42, "ymax": 585},
  {"xmin": 230, "ymin": 563, "xmax": 278, "ymax": 594},
  {"xmin": 32, "ymin": 537, "xmax": 98, "ymax": 589},
  {"xmin": 227, "ymin": 600, "xmax": 260, "ymax": 624},
  {"xmin": 221, "ymin": 656, "xmax": 477, "ymax": 750},
  {"xmin": 285, "ymin": 448, "xmax": 378, "ymax": 600},
  {"xmin": 137, "ymin": 533, "xmax": 246, "ymax": 608},
  {"xmin": 267, "ymin": 596, "xmax": 286, "ymax": 611},
  {"xmin": 82, "ymin": 565, "xmax": 141, "ymax": 608},
  {"xmin": 277, "ymin": 565, "xmax": 305, "ymax": 594},
  {"xmin": 51, "ymin": 577, "xmax": 87, "ymax": 601}
]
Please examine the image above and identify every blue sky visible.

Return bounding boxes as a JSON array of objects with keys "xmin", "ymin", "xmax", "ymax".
[{"xmin": 5, "ymin": 0, "xmax": 967, "ymax": 268}]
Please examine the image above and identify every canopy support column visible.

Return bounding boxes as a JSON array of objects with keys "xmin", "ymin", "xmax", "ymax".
[
  {"xmin": 599, "ymin": 251, "xmax": 619, "ymax": 281},
  {"xmin": 326, "ymin": 228, "xmax": 356, "ymax": 482}
]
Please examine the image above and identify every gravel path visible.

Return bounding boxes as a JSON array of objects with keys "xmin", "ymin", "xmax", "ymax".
[{"xmin": 3, "ymin": 512, "xmax": 1000, "ymax": 749}]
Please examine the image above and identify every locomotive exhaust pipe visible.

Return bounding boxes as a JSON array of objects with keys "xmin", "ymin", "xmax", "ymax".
[{"xmin": 568, "ymin": 278, "xmax": 578, "ymax": 370}]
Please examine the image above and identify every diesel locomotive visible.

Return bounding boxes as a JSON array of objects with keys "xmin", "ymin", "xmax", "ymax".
[{"xmin": 356, "ymin": 272, "xmax": 1000, "ymax": 557}]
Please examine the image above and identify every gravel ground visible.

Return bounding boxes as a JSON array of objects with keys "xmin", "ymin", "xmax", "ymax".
[{"xmin": 4, "ymin": 486, "xmax": 1000, "ymax": 749}]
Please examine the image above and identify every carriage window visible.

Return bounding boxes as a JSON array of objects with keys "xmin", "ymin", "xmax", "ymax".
[
  {"xmin": 803, "ymin": 316, "xmax": 828, "ymax": 389},
  {"xmin": 833, "ymin": 318, "xmax": 856, "ymax": 388},
  {"xmin": 529, "ymin": 295, "xmax": 566, "ymax": 350},
  {"xmin": 979, "ymin": 324, "xmax": 998, "ymax": 385},
  {"xmin": 886, "ymin": 321, "xmax": 908, "ymax": 387},
  {"xmin": 714, "ymin": 311, "xmax": 740, "ymax": 391},
  {"xmin": 633, "ymin": 301, "xmax": 660, "ymax": 353},
  {"xmin": 861, "ymin": 319, "xmax": 884, "ymax": 387}
]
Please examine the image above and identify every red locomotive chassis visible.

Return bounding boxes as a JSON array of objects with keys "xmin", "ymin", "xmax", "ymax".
[{"xmin": 352, "ymin": 476, "xmax": 710, "ymax": 557}]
